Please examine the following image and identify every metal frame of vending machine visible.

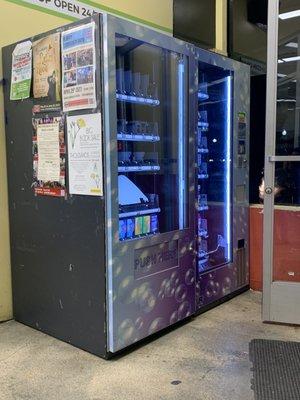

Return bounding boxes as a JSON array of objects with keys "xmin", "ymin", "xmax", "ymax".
[
  {"xmin": 102, "ymin": 14, "xmax": 196, "ymax": 354},
  {"xmin": 193, "ymin": 48, "xmax": 250, "ymax": 312}
]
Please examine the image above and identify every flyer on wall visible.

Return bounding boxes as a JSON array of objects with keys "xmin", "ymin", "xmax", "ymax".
[
  {"xmin": 32, "ymin": 116, "xmax": 66, "ymax": 197},
  {"xmin": 67, "ymin": 113, "xmax": 103, "ymax": 196},
  {"xmin": 10, "ymin": 40, "xmax": 32, "ymax": 100},
  {"xmin": 61, "ymin": 22, "xmax": 96, "ymax": 112},
  {"xmin": 32, "ymin": 33, "xmax": 61, "ymax": 112}
]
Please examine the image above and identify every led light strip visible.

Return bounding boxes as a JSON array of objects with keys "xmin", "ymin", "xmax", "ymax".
[
  {"xmin": 226, "ymin": 75, "xmax": 232, "ymax": 261},
  {"xmin": 281, "ymin": 56, "xmax": 300, "ymax": 63},
  {"xmin": 178, "ymin": 61, "xmax": 185, "ymax": 230},
  {"xmin": 279, "ymin": 9, "xmax": 300, "ymax": 20}
]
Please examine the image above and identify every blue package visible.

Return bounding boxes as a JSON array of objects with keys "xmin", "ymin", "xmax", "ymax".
[
  {"xmin": 119, "ymin": 219, "xmax": 127, "ymax": 240},
  {"xmin": 150, "ymin": 214, "xmax": 159, "ymax": 234},
  {"xmin": 126, "ymin": 218, "xmax": 135, "ymax": 238}
]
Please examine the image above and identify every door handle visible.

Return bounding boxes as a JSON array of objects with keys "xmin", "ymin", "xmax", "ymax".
[{"xmin": 265, "ymin": 187, "xmax": 273, "ymax": 195}]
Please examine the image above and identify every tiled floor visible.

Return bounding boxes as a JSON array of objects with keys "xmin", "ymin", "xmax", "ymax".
[{"xmin": 1, "ymin": 290, "xmax": 300, "ymax": 400}]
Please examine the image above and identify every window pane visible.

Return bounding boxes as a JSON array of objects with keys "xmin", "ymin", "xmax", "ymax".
[{"xmin": 276, "ymin": 0, "xmax": 300, "ymax": 156}]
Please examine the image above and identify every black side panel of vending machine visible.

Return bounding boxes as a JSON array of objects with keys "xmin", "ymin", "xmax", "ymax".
[{"xmin": 2, "ymin": 16, "xmax": 108, "ymax": 358}]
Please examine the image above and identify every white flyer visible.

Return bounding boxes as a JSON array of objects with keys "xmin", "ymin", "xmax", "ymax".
[
  {"xmin": 10, "ymin": 40, "xmax": 32, "ymax": 100},
  {"xmin": 61, "ymin": 22, "xmax": 96, "ymax": 111},
  {"xmin": 67, "ymin": 113, "xmax": 103, "ymax": 196},
  {"xmin": 37, "ymin": 122, "xmax": 60, "ymax": 182}
]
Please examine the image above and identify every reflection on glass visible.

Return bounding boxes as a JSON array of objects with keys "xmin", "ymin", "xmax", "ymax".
[
  {"xmin": 260, "ymin": 161, "xmax": 300, "ymax": 205},
  {"xmin": 115, "ymin": 34, "xmax": 189, "ymax": 241},
  {"xmin": 197, "ymin": 62, "xmax": 233, "ymax": 273},
  {"xmin": 276, "ymin": 0, "xmax": 300, "ymax": 156},
  {"xmin": 262, "ymin": 0, "xmax": 300, "ymax": 206}
]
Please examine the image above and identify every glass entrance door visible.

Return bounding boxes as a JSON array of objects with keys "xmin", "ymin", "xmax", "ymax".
[{"xmin": 263, "ymin": 0, "xmax": 300, "ymax": 324}]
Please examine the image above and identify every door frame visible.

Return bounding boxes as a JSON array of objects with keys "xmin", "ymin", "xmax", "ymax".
[{"xmin": 263, "ymin": 0, "xmax": 300, "ymax": 324}]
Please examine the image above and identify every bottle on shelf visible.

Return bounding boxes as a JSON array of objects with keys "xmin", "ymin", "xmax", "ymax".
[
  {"xmin": 198, "ymin": 74, "xmax": 209, "ymax": 101},
  {"xmin": 198, "ymin": 217, "xmax": 208, "ymax": 237},
  {"xmin": 149, "ymin": 63, "xmax": 158, "ymax": 99},
  {"xmin": 116, "ymin": 67, "xmax": 160, "ymax": 105},
  {"xmin": 124, "ymin": 70, "xmax": 133, "ymax": 95},
  {"xmin": 199, "ymin": 238, "xmax": 208, "ymax": 258},
  {"xmin": 198, "ymin": 134, "xmax": 208, "ymax": 153},
  {"xmin": 198, "ymin": 193, "xmax": 208, "ymax": 211},
  {"xmin": 116, "ymin": 68, "xmax": 125, "ymax": 94},
  {"xmin": 198, "ymin": 111, "xmax": 209, "ymax": 130},
  {"xmin": 140, "ymin": 74, "xmax": 150, "ymax": 97},
  {"xmin": 198, "ymin": 161, "xmax": 208, "ymax": 179},
  {"xmin": 117, "ymin": 119, "xmax": 160, "ymax": 141},
  {"xmin": 132, "ymin": 72, "xmax": 141, "ymax": 96}
]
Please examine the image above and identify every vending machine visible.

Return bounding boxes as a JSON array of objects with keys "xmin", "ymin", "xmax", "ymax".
[
  {"xmin": 2, "ymin": 14, "xmax": 249, "ymax": 359},
  {"xmin": 193, "ymin": 50, "xmax": 250, "ymax": 312}
]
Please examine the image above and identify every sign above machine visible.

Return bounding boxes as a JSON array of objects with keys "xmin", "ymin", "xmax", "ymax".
[
  {"xmin": 13, "ymin": 0, "xmax": 172, "ymax": 34},
  {"xmin": 22, "ymin": 0, "xmax": 99, "ymax": 19}
]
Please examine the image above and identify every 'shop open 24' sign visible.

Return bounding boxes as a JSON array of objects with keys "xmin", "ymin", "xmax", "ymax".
[
  {"xmin": 21, "ymin": 0, "xmax": 101, "ymax": 19},
  {"xmin": 11, "ymin": 0, "xmax": 171, "ymax": 33}
]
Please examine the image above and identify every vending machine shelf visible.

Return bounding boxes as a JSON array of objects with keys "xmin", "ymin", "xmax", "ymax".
[
  {"xmin": 198, "ymin": 148, "xmax": 209, "ymax": 154},
  {"xmin": 198, "ymin": 121, "xmax": 209, "ymax": 130},
  {"xmin": 117, "ymin": 133, "xmax": 160, "ymax": 142},
  {"xmin": 119, "ymin": 207, "xmax": 161, "ymax": 218},
  {"xmin": 116, "ymin": 93, "xmax": 160, "ymax": 106},
  {"xmin": 120, "ymin": 231, "xmax": 158, "ymax": 242},
  {"xmin": 118, "ymin": 165, "xmax": 160, "ymax": 172}
]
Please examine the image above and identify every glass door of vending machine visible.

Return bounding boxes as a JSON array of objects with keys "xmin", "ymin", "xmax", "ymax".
[
  {"xmin": 196, "ymin": 60, "xmax": 234, "ymax": 307},
  {"xmin": 102, "ymin": 15, "xmax": 195, "ymax": 354},
  {"xmin": 194, "ymin": 50, "xmax": 249, "ymax": 312}
]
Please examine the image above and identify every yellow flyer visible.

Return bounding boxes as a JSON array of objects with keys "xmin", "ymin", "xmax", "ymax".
[{"xmin": 67, "ymin": 113, "xmax": 103, "ymax": 196}]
